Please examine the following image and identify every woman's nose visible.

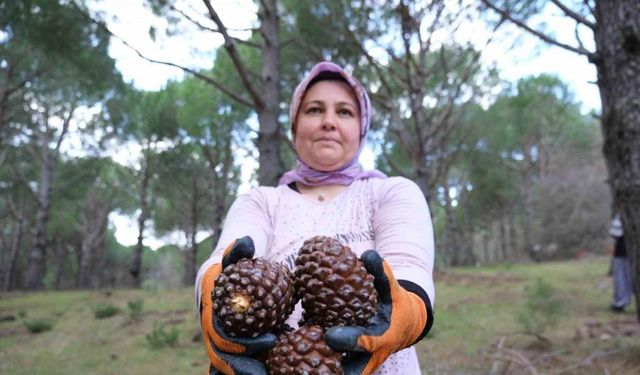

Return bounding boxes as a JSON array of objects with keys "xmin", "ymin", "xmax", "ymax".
[{"xmin": 321, "ymin": 113, "xmax": 337, "ymax": 130}]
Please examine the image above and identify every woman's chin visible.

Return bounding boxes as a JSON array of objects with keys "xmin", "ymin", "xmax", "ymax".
[
  {"xmin": 307, "ymin": 160, "xmax": 345, "ymax": 172},
  {"xmin": 303, "ymin": 153, "xmax": 342, "ymax": 170},
  {"xmin": 303, "ymin": 152, "xmax": 360, "ymax": 172}
]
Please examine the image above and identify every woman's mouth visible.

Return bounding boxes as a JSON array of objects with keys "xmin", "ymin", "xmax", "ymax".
[{"xmin": 316, "ymin": 137, "xmax": 338, "ymax": 143}]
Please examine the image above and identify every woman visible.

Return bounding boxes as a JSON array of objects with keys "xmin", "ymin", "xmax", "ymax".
[{"xmin": 196, "ymin": 62, "xmax": 435, "ymax": 375}]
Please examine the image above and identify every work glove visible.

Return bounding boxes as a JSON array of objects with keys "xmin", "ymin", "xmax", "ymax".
[
  {"xmin": 326, "ymin": 250, "xmax": 433, "ymax": 375},
  {"xmin": 199, "ymin": 236, "xmax": 277, "ymax": 375}
]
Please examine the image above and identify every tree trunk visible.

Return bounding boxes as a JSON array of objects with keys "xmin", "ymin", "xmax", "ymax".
[
  {"xmin": 25, "ymin": 134, "xmax": 54, "ymax": 290},
  {"xmin": 594, "ymin": 0, "xmax": 640, "ymax": 321},
  {"xmin": 0, "ymin": 59, "xmax": 27, "ymax": 147},
  {"xmin": 208, "ymin": 165, "xmax": 222, "ymax": 254},
  {"xmin": 0, "ymin": 60, "xmax": 13, "ymax": 141},
  {"xmin": 24, "ymin": 105, "xmax": 73, "ymax": 290},
  {"xmin": 509, "ymin": 209, "xmax": 518, "ymax": 259},
  {"xmin": 73, "ymin": 239, "xmax": 82, "ymax": 286},
  {"xmin": 206, "ymin": 132, "xmax": 235, "ymax": 253},
  {"xmin": 444, "ymin": 180, "xmax": 475, "ymax": 266},
  {"xmin": 3, "ymin": 205, "xmax": 25, "ymax": 291},
  {"xmin": 482, "ymin": 223, "xmax": 492, "ymax": 264},
  {"xmin": 52, "ymin": 238, "xmax": 67, "ymax": 290},
  {"xmin": 202, "ymin": 0, "xmax": 284, "ymax": 185},
  {"xmin": 482, "ymin": 228, "xmax": 489, "ymax": 264},
  {"xmin": 183, "ymin": 173, "xmax": 200, "ymax": 286},
  {"xmin": 130, "ymin": 153, "xmax": 151, "ymax": 288},
  {"xmin": 77, "ymin": 191, "xmax": 110, "ymax": 289},
  {"xmin": 412, "ymin": 167, "xmax": 431, "ymax": 202},
  {"xmin": 183, "ymin": 230, "xmax": 198, "ymax": 287},
  {"xmin": 256, "ymin": 0, "xmax": 284, "ymax": 186},
  {"xmin": 521, "ymin": 168, "xmax": 537, "ymax": 261},
  {"xmin": 499, "ymin": 213, "xmax": 507, "ymax": 263}
]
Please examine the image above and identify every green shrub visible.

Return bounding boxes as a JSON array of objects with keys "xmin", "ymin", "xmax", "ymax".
[
  {"xmin": 24, "ymin": 319, "xmax": 54, "ymax": 333},
  {"xmin": 141, "ymin": 279, "xmax": 159, "ymax": 293},
  {"xmin": 517, "ymin": 278, "xmax": 563, "ymax": 337},
  {"xmin": 127, "ymin": 299, "xmax": 144, "ymax": 322},
  {"xmin": 93, "ymin": 303, "xmax": 121, "ymax": 319},
  {"xmin": 146, "ymin": 321, "xmax": 179, "ymax": 349}
]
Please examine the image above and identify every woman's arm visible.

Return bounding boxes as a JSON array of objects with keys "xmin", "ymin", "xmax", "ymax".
[{"xmin": 372, "ymin": 177, "xmax": 435, "ymax": 305}]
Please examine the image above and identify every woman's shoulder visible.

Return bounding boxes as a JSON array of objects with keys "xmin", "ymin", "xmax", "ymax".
[
  {"xmin": 352, "ymin": 176, "xmax": 426, "ymax": 205},
  {"xmin": 235, "ymin": 184, "xmax": 291, "ymax": 203},
  {"xmin": 362, "ymin": 175, "xmax": 422, "ymax": 193},
  {"xmin": 224, "ymin": 185, "xmax": 297, "ymax": 222}
]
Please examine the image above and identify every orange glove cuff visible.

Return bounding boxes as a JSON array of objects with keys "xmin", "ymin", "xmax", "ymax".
[
  {"xmin": 199, "ymin": 241, "xmax": 246, "ymax": 372},
  {"xmin": 357, "ymin": 261, "xmax": 429, "ymax": 373}
]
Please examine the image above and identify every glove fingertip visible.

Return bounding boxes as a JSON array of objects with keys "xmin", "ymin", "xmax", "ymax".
[
  {"xmin": 325, "ymin": 326, "xmax": 366, "ymax": 352},
  {"xmin": 235, "ymin": 236, "xmax": 255, "ymax": 252},
  {"xmin": 360, "ymin": 250, "xmax": 384, "ymax": 277},
  {"xmin": 222, "ymin": 236, "xmax": 255, "ymax": 268},
  {"xmin": 361, "ymin": 250, "xmax": 392, "ymax": 304}
]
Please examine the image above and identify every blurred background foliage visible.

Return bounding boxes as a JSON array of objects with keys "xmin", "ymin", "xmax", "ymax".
[{"xmin": 1, "ymin": 0, "xmax": 611, "ymax": 291}]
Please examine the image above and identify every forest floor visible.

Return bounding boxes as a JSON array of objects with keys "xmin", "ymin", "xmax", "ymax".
[{"xmin": 1, "ymin": 256, "xmax": 638, "ymax": 374}]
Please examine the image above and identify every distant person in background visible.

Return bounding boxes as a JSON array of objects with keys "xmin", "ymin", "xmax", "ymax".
[{"xmin": 607, "ymin": 205, "xmax": 632, "ymax": 312}]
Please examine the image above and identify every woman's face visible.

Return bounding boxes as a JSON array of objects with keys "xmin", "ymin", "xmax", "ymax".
[{"xmin": 294, "ymin": 80, "xmax": 361, "ymax": 172}]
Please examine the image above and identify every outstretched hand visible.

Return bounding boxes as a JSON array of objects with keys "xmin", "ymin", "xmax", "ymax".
[
  {"xmin": 199, "ymin": 236, "xmax": 277, "ymax": 375},
  {"xmin": 325, "ymin": 250, "xmax": 431, "ymax": 375}
]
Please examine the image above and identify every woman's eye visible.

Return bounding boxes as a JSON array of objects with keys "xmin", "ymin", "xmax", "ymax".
[
  {"xmin": 338, "ymin": 109, "xmax": 353, "ymax": 116},
  {"xmin": 306, "ymin": 107, "xmax": 321, "ymax": 114}
]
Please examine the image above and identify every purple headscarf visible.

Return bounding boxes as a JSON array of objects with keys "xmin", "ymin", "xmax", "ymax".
[{"xmin": 278, "ymin": 62, "xmax": 386, "ymax": 186}]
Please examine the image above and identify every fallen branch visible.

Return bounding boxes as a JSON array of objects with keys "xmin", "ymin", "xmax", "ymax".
[
  {"xmin": 489, "ymin": 336, "xmax": 506, "ymax": 375},
  {"xmin": 501, "ymin": 347, "xmax": 540, "ymax": 375},
  {"xmin": 554, "ymin": 349, "xmax": 622, "ymax": 375},
  {"xmin": 490, "ymin": 340, "xmax": 539, "ymax": 375}
]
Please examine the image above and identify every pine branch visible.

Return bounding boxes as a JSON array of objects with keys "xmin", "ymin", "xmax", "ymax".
[
  {"xmin": 201, "ymin": 0, "xmax": 264, "ymax": 109},
  {"xmin": 549, "ymin": 0, "xmax": 595, "ymax": 29},
  {"xmin": 343, "ymin": 22, "xmax": 394, "ymax": 98},
  {"xmin": 583, "ymin": 0, "xmax": 595, "ymax": 16},
  {"xmin": 481, "ymin": 0, "xmax": 593, "ymax": 57},
  {"xmin": 53, "ymin": 106, "xmax": 75, "ymax": 153},
  {"xmin": 1, "ymin": 60, "xmax": 43, "ymax": 100},
  {"xmin": 284, "ymin": 36, "xmax": 324, "ymax": 62},
  {"xmin": 169, "ymin": 4, "xmax": 261, "ymax": 49},
  {"xmin": 71, "ymin": 0, "xmax": 254, "ymax": 108}
]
